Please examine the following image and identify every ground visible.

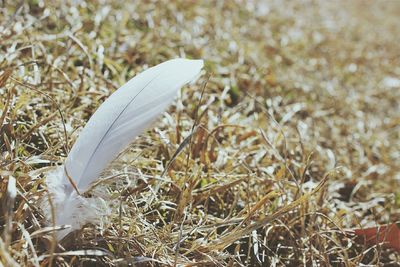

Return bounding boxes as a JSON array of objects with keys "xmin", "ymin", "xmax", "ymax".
[{"xmin": 0, "ymin": 0, "xmax": 399, "ymax": 266}]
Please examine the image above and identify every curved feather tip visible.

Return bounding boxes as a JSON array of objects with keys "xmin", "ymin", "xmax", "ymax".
[{"xmin": 43, "ymin": 58, "xmax": 204, "ymax": 239}]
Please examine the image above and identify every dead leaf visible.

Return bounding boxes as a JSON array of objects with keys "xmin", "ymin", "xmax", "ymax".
[{"xmin": 352, "ymin": 223, "xmax": 400, "ymax": 252}]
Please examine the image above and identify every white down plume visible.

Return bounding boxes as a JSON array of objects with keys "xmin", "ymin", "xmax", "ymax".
[{"xmin": 43, "ymin": 58, "xmax": 204, "ymax": 239}]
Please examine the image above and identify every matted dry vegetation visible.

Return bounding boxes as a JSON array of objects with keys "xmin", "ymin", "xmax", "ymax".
[{"xmin": 1, "ymin": 0, "xmax": 399, "ymax": 266}]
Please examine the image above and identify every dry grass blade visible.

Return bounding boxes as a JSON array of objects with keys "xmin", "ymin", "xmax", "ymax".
[{"xmin": 208, "ymin": 172, "xmax": 330, "ymax": 251}]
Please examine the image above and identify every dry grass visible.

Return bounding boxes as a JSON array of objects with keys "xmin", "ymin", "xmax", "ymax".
[{"xmin": 1, "ymin": 0, "xmax": 399, "ymax": 266}]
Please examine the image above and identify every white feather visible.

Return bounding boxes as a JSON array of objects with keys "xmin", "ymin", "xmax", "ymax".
[
  {"xmin": 43, "ymin": 58, "xmax": 204, "ymax": 239},
  {"xmin": 66, "ymin": 58, "xmax": 203, "ymax": 193}
]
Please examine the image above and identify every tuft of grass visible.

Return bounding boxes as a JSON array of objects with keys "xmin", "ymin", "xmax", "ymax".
[{"xmin": 1, "ymin": 0, "xmax": 399, "ymax": 266}]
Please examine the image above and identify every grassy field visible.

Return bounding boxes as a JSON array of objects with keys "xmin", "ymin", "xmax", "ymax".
[{"xmin": 1, "ymin": 0, "xmax": 399, "ymax": 266}]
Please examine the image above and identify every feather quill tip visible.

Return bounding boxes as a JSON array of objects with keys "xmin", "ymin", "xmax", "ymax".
[{"xmin": 42, "ymin": 166, "xmax": 110, "ymax": 240}]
